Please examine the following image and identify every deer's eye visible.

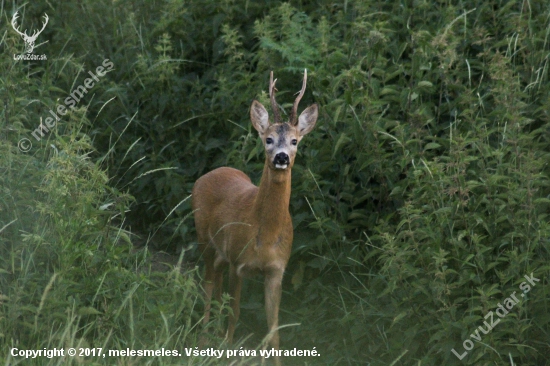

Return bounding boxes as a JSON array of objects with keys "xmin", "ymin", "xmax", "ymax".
[
  {"xmin": 291, "ymin": 139, "xmax": 298, "ymax": 146},
  {"xmin": 266, "ymin": 137, "xmax": 273, "ymax": 144}
]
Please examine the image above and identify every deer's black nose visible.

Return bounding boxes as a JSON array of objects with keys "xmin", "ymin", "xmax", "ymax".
[{"xmin": 274, "ymin": 152, "xmax": 289, "ymax": 165}]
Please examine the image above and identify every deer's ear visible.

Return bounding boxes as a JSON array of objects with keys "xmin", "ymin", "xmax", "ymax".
[
  {"xmin": 250, "ymin": 100, "xmax": 269, "ymax": 134},
  {"xmin": 297, "ymin": 104, "xmax": 318, "ymax": 136}
]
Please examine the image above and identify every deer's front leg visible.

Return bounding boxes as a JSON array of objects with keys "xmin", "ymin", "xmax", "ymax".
[
  {"xmin": 201, "ymin": 248, "xmax": 217, "ymax": 327},
  {"xmin": 200, "ymin": 247, "xmax": 226, "ymax": 346},
  {"xmin": 227, "ymin": 263, "xmax": 242, "ymax": 343},
  {"xmin": 264, "ymin": 269, "xmax": 284, "ymax": 365}
]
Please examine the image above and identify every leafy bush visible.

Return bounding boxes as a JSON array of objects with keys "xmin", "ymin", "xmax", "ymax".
[
  {"xmin": 0, "ymin": 14, "xmax": 205, "ymax": 365},
  {"xmin": 2, "ymin": 0, "xmax": 550, "ymax": 364}
]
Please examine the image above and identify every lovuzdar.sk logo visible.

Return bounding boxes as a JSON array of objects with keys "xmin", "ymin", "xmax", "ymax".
[{"xmin": 11, "ymin": 11, "xmax": 48, "ymax": 61}]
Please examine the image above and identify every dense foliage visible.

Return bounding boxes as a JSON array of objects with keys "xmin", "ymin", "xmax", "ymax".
[{"xmin": 1, "ymin": 0, "xmax": 550, "ymax": 364}]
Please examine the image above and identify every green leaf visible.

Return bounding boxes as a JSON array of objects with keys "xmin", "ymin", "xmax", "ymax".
[
  {"xmin": 332, "ymin": 132, "xmax": 351, "ymax": 158},
  {"xmin": 417, "ymin": 81, "xmax": 433, "ymax": 88},
  {"xmin": 424, "ymin": 142, "xmax": 441, "ymax": 150},
  {"xmin": 78, "ymin": 307, "xmax": 102, "ymax": 316}
]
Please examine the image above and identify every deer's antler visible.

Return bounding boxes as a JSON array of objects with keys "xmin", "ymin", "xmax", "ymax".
[
  {"xmin": 269, "ymin": 71, "xmax": 281, "ymax": 124},
  {"xmin": 290, "ymin": 69, "xmax": 307, "ymax": 126},
  {"xmin": 11, "ymin": 12, "xmax": 27, "ymax": 38},
  {"xmin": 29, "ymin": 13, "xmax": 48, "ymax": 40},
  {"xmin": 11, "ymin": 12, "xmax": 48, "ymax": 41}
]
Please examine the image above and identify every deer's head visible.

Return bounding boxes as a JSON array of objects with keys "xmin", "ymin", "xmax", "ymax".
[
  {"xmin": 250, "ymin": 70, "xmax": 318, "ymax": 171},
  {"xmin": 11, "ymin": 12, "xmax": 49, "ymax": 54}
]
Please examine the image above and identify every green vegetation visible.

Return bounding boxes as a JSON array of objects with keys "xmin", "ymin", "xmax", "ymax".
[{"xmin": 1, "ymin": 0, "xmax": 550, "ymax": 364}]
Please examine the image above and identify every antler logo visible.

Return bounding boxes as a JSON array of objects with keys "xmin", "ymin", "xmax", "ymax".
[{"xmin": 11, "ymin": 12, "xmax": 48, "ymax": 54}]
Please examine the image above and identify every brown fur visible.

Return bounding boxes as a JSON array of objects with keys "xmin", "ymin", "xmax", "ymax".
[{"xmin": 192, "ymin": 72, "xmax": 318, "ymax": 365}]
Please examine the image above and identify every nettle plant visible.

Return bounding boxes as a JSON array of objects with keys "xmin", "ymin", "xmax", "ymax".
[{"xmin": 5, "ymin": 0, "xmax": 547, "ymax": 364}]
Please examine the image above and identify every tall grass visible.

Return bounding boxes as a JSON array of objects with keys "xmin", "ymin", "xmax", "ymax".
[
  {"xmin": 1, "ymin": 0, "xmax": 550, "ymax": 365},
  {"xmin": 0, "ymin": 7, "xmax": 210, "ymax": 364}
]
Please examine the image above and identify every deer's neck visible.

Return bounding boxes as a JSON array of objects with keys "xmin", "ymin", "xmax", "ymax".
[{"xmin": 253, "ymin": 161, "xmax": 292, "ymax": 232}]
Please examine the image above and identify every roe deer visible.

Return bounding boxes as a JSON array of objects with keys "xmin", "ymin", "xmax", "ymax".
[{"xmin": 192, "ymin": 70, "xmax": 318, "ymax": 364}]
